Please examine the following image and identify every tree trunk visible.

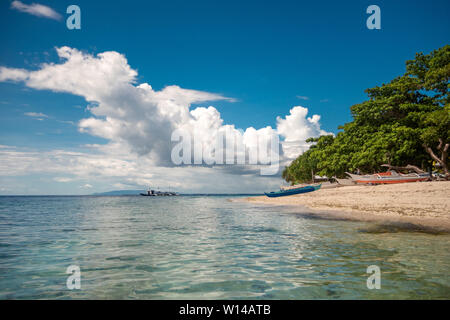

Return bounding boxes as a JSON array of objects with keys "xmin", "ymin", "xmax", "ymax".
[{"xmin": 423, "ymin": 139, "xmax": 449, "ymax": 177}]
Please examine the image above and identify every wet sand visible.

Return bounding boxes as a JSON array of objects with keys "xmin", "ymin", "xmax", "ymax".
[{"xmin": 241, "ymin": 181, "xmax": 450, "ymax": 233}]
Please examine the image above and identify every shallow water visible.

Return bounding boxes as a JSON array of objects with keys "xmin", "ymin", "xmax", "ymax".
[{"xmin": 0, "ymin": 195, "xmax": 448, "ymax": 299}]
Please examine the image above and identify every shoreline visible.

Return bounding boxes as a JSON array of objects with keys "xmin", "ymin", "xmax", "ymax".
[{"xmin": 239, "ymin": 181, "xmax": 450, "ymax": 233}]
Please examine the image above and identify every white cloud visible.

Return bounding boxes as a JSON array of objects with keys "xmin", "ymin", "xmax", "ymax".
[
  {"xmin": 0, "ymin": 47, "xmax": 331, "ymax": 192},
  {"xmin": 0, "ymin": 67, "xmax": 29, "ymax": 82},
  {"xmin": 53, "ymin": 177, "xmax": 73, "ymax": 182},
  {"xmin": 113, "ymin": 183, "xmax": 128, "ymax": 189},
  {"xmin": 296, "ymin": 95, "xmax": 309, "ymax": 100},
  {"xmin": 11, "ymin": 1, "xmax": 62, "ymax": 21},
  {"xmin": 57, "ymin": 120, "xmax": 75, "ymax": 125},
  {"xmin": 0, "ymin": 146, "xmax": 282, "ymax": 193},
  {"xmin": 277, "ymin": 106, "xmax": 331, "ymax": 159},
  {"xmin": 24, "ymin": 112, "xmax": 48, "ymax": 119}
]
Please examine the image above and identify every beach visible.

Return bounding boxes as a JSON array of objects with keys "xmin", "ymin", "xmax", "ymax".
[{"xmin": 243, "ymin": 181, "xmax": 450, "ymax": 232}]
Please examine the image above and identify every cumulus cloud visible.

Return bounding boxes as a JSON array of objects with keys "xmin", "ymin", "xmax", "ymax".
[
  {"xmin": 0, "ymin": 47, "xmax": 331, "ymax": 191},
  {"xmin": 0, "ymin": 47, "xmax": 241, "ymax": 164},
  {"xmin": 11, "ymin": 1, "xmax": 62, "ymax": 20},
  {"xmin": 277, "ymin": 106, "xmax": 331, "ymax": 159}
]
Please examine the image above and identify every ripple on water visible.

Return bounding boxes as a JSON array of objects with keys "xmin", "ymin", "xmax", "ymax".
[{"xmin": 0, "ymin": 195, "xmax": 449, "ymax": 299}]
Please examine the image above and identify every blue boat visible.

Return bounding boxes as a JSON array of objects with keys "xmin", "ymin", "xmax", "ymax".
[{"xmin": 264, "ymin": 184, "xmax": 321, "ymax": 198}]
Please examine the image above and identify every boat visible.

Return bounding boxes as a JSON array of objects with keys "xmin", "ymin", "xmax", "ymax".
[
  {"xmin": 345, "ymin": 171, "xmax": 429, "ymax": 184},
  {"xmin": 317, "ymin": 181, "xmax": 340, "ymax": 189},
  {"xmin": 281, "ymin": 181, "xmax": 338, "ymax": 190},
  {"xmin": 265, "ymin": 184, "xmax": 321, "ymax": 198},
  {"xmin": 140, "ymin": 189, "xmax": 156, "ymax": 196},
  {"xmin": 140, "ymin": 188, "xmax": 178, "ymax": 196},
  {"xmin": 333, "ymin": 177, "xmax": 356, "ymax": 186}
]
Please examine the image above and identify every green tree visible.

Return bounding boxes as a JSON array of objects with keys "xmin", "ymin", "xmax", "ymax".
[
  {"xmin": 406, "ymin": 46, "xmax": 449, "ymax": 174},
  {"xmin": 284, "ymin": 45, "xmax": 449, "ymax": 182},
  {"xmin": 421, "ymin": 105, "xmax": 449, "ymax": 175}
]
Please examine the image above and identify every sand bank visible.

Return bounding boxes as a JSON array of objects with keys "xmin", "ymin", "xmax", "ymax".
[{"xmin": 242, "ymin": 181, "xmax": 450, "ymax": 232}]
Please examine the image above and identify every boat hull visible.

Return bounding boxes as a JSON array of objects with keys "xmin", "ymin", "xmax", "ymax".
[
  {"xmin": 345, "ymin": 172, "xmax": 429, "ymax": 184},
  {"xmin": 265, "ymin": 184, "xmax": 321, "ymax": 198}
]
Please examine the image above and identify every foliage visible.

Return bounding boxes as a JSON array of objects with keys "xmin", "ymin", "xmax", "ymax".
[{"xmin": 284, "ymin": 45, "xmax": 450, "ymax": 183}]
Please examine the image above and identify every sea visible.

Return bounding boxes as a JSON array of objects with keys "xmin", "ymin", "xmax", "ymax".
[{"xmin": 0, "ymin": 195, "xmax": 449, "ymax": 299}]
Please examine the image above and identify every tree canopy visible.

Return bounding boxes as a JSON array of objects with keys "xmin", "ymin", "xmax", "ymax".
[{"xmin": 283, "ymin": 45, "xmax": 449, "ymax": 184}]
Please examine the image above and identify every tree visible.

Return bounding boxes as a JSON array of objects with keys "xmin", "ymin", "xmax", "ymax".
[
  {"xmin": 406, "ymin": 46, "xmax": 449, "ymax": 175},
  {"xmin": 421, "ymin": 105, "xmax": 449, "ymax": 175},
  {"xmin": 284, "ymin": 45, "xmax": 449, "ymax": 182}
]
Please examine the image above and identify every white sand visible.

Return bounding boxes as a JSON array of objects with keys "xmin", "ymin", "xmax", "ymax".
[{"xmin": 242, "ymin": 181, "xmax": 450, "ymax": 232}]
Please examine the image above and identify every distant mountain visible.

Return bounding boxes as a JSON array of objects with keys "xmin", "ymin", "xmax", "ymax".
[{"xmin": 91, "ymin": 190, "xmax": 142, "ymax": 196}]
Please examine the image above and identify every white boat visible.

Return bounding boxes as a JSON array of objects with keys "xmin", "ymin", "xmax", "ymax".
[
  {"xmin": 345, "ymin": 171, "xmax": 429, "ymax": 184},
  {"xmin": 333, "ymin": 177, "xmax": 356, "ymax": 186}
]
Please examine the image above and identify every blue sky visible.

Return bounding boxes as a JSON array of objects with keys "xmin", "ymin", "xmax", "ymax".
[{"xmin": 0, "ymin": 0, "xmax": 449, "ymax": 194}]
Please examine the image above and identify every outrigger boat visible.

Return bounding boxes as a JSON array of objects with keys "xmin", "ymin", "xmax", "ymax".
[
  {"xmin": 345, "ymin": 171, "xmax": 429, "ymax": 184},
  {"xmin": 282, "ymin": 181, "xmax": 339, "ymax": 190},
  {"xmin": 333, "ymin": 177, "xmax": 356, "ymax": 186},
  {"xmin": 265, "ymin": 184, "xmax": 321, "ymax": 198}
]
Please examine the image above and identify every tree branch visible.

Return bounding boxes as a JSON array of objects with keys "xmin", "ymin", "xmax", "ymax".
[
  {"xmin": 423, "ymin": 143, "xmax": 442, "ymax": 164},
  {"xmin": 437, "ymin": 138, "xmax": 443, "ymax": 151},
  {"xmin": 381, "ymin": 164, "xmax": 425, "ymax": 174}
]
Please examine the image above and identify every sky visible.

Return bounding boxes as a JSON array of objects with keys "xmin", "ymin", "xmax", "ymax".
[{"xmin": 0, "ymin": 0, "xmax": 449, "ymax": 194}]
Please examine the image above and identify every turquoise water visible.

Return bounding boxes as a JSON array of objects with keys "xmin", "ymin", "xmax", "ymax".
[{"xmin": 0, "ymin": 195, "xmax": 449, "ymax": 299}]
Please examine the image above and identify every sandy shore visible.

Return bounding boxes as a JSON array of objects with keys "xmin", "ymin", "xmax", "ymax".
[{"xmin": 242, "ymin": 181, "xmax": 450, "ymax": 232}]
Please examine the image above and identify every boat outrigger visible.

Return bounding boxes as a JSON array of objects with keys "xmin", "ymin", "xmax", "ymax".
[
  {"xmin": 345, "ymin": 171, "xmax": 429, "ymax": 184},
  {"xmin": 265, "ymin": 184, "xmax": 321, "ymax": 198}
]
